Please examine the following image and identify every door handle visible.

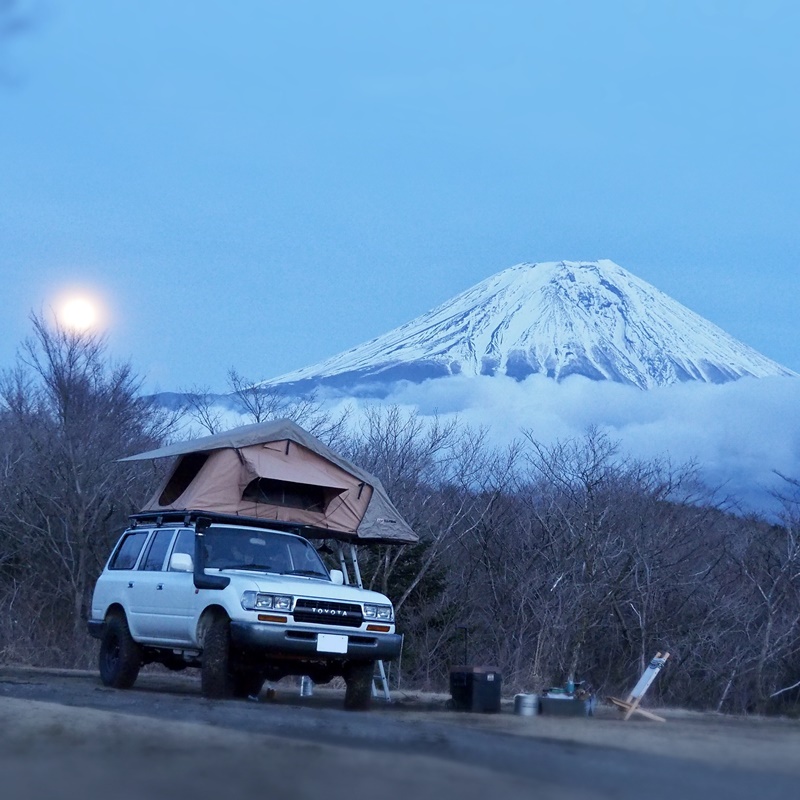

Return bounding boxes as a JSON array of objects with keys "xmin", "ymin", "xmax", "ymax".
[
  {"xmin": 127, "ymin": 582, "xmax": 134, "ymax": 588},
  {"xmin": 157, "ymin": 583, "xmax": 164, "ymax": 590}
]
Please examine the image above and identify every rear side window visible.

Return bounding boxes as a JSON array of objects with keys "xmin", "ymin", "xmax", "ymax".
[
  {"xmin": 140, "ymin": 528, "xmax": 176, "ymax": 571},
  {"xmin": 109, "ymin": 531, "xmax": 149, "ymax": 570}
]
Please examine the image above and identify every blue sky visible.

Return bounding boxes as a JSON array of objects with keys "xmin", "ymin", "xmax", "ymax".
[{"xmin": 1, "ymin": 0, "xmax": 799, "ymax": 394}]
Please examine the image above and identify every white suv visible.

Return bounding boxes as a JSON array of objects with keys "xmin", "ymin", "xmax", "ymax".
[{"xmin": 87, "ymin": 512, "xmax": 402, "ymax": 710}]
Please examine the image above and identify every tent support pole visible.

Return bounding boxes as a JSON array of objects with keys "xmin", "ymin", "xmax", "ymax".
[
  {"xmin": 347, "ymin": 543, "xmax": 391, "ymax": 703},
  {"xmin": 374, "ymin": 659, "xmax": 391, "ymax": 702}
]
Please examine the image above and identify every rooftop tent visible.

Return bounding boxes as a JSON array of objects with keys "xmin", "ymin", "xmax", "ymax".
[{"xmin": 120, "ymin": 419, "xmax": 418, "ymax": 545}]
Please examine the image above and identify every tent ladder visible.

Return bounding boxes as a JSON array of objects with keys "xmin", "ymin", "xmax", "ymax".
[
  {"xmin": 335, "ymin": 543, "xmax": 392, "ymax": 702},
  {"xmin": 336, "ymin": 544, "xmax": 351, "ymax": 585}
]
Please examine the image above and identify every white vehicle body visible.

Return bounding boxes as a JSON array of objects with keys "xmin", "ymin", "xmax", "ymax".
[{"xmin": 88, "ymin": 513, "xmax": 401, "ymax": 710}]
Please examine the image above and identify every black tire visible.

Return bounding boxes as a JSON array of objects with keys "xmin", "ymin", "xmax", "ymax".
[
  {"xmin": 98, "ymin": 614, "xmax": 141, "ymax": 689},
  {"xmin": 232, "ymin": 670, "xmax": 265, "ymax": 699},
  {"xmin": 201, "ymin": 615, "xmax": 234, "ymax": 699},
  {"xmin": 344, "ymin": 661, "xmax": 374, "ymax": 711}
]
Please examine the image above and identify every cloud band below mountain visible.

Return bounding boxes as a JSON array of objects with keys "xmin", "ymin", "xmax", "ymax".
[{"xmin": 325, "ymin": 374, "xmax": 800, "ymax": 517}]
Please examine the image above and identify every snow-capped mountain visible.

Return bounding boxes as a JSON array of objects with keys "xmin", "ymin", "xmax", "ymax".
[{"xmin": 263, "ymin": 260, "xmax": 797, "ymax": 394}]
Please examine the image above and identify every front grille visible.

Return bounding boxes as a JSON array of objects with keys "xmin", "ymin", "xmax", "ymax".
[{"xmin": 293, "ymin": 598, "xmax": 363, "ymax": 628}]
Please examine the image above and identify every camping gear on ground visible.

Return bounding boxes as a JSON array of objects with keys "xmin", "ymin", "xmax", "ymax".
[
  {"xmin": 539, "ymin": 693, "xmax": 594, "ymax": 717},
  {"xmin": 513, "ymin": 693, "xmax": 539, "ymax": 716},
  {"xmin": 607, "ymin": 652, "xmax": 670, "ymax": 722},
  {"xmin": 538, "ymin": 679, "xmax": 596, "ymax": 717},
  {"xmin": 449, "ymin": 666, "xmax": 502, "ymax": 713}
]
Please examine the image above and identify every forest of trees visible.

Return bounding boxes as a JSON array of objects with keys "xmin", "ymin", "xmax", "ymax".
[{"xmin": 1, "ymin": 317, "xmax": 798, "ymax": 716}]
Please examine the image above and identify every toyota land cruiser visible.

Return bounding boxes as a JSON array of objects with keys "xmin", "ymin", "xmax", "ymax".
[{"xmin": 87, "ymin": 511, "xmax": 402, "ymax": 710}]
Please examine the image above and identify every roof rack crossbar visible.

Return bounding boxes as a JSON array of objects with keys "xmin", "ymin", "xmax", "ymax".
[{"xmin": 127, "ymin": 509, "xmax": 339, "ymax": 539}]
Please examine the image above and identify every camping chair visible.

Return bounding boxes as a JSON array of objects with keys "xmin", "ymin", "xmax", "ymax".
[{"xmin": 607, "ymin": 652, "xmax": 670, "ymax": 722}]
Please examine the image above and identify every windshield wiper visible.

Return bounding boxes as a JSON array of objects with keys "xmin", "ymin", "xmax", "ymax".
[
  {"xmin": 282, "ymin": 569, "xmax": 327, "ymax": 578},
  {"xmin": 216, "ymin": 563, "xmax": 274, "ymax": 572}
]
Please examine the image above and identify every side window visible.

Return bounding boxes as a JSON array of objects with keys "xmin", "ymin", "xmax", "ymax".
[
  {"xmin": 140, "ymin": 528, "xmax": 176, "ymax": 572},
  {"xmin": 168, "ymin": 529, "xmax": 196, "ymax": 571},
  {"xmin": 109, "ymin": 531, "xmax": 149, "ymax": 571}
]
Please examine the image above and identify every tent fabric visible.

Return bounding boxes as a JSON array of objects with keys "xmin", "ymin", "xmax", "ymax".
[
  {"xmin": 121, "ymin": 419, "xmax": 418, "ymax": 544},
  {"xmin": 242, "ymin": 441, "xmax": 353, "ymax": 490}
]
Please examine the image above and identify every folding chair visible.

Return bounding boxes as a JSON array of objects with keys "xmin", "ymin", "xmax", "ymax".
[{"xmin": 607, "ymin": 652, "xmax": 670, "ymax": 722}]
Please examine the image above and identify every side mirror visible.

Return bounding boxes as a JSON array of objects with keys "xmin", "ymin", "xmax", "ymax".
[
  {"xmin": 169, "ymin": 552, "xmax": 194, "ymax": 572},
  {"xmin": 329, "ymin": 569, "xmax": 344, "ymax": 585}
]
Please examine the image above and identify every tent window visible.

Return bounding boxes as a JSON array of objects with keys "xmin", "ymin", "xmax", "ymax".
[
  {"xmin": 158, "ymin": 452, "xmax": 210, "ymax": 506},
  {"xmin": 242, "ymin": 477, "xmax": 333, "ymax": 512}
]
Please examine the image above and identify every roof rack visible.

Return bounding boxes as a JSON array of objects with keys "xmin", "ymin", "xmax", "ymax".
[{"xmin": 127, "ymin": 509, "xmax": 332, "ymax": 539}]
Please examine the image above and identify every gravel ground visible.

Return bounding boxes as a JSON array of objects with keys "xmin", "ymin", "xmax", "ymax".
[{"xmin": 1, "ymin": 666, "xmax": 799, "ymax": 800}]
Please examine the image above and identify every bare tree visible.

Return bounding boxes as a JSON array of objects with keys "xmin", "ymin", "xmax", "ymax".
[
  {"xmin": 177, "ymin": 384, "xmax": 227, "ymax": 435},
  {"xmin": 227, "ymin": 368, "xmax": 352, "ymax": 448},
  {"xmin": 342, "ymin": 405, "xmax": 523, "ymax": 686},
  {"xmin": 0, "ymin": 313, "xmax": 174, "ymax": 664},
  {"xmin": 177, "ymin": 369, "xmax": 351, "ymax": 447}
]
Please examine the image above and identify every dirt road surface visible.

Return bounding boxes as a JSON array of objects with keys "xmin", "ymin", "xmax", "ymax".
[{"xmin": 1, "ymin": 665, "xmax": 798, "ymax": 800}]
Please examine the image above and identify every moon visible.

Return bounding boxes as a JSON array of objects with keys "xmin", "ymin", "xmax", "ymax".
[{"xmin": 59, "ymin": 296, "xmax": 99, "ymax": 331}]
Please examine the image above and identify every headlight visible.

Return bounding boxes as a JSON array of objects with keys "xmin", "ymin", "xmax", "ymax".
[
  {"xmin": 241, "ymin": 591, "xmax": 293, "ymax": 611},
  {"xmin": 363, "ymin": 603, "xmax": 394, "ymax": 622}
]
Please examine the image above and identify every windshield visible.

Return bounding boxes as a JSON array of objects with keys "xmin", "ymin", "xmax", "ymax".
[{"xmin": 203, "ymin": 526, "xmax": 329, "ymax": 578}]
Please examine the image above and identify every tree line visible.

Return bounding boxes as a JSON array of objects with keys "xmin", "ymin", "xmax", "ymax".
[{"xmin": 1, "ymin": 316, "xmax": 798, "ymax": 715}]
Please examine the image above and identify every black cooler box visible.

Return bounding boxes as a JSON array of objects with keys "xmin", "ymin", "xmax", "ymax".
[{"xmin": 449, "ymin": 665, "xmax": 502, "ymax": 712}]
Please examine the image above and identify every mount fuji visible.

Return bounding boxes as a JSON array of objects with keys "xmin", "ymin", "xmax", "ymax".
[{"xmin": 262, "ymin": 260, "xmax": 796, "ymax": 395}]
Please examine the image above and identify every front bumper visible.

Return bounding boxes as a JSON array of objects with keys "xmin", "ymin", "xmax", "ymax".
[{"xmin": 230, "ymin": 620, "xmax": 403, "ymax": 662}]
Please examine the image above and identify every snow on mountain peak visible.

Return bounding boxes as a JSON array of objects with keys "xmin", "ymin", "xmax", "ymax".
[{"xmin": 264, "ymin": 259, "xmax": 797, "ymax": 393}]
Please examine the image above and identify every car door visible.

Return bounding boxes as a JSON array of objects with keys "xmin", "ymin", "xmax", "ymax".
[
  {"xmin": 127, "ymin": 528, "xmax": 179, "ymax": 642},
  {"xmin": 93, "ymin": 529, "xmax": 151, "ymax": 625},
  {"xmin": 154, "ymin": 528, "xmax": 198, "ymax": 645}
]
